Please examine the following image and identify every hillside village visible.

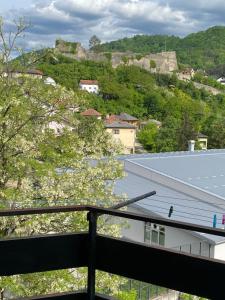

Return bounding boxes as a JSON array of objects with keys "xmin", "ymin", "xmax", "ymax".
[
  {"xmin": 5, "ymin": 67, "xmax": 210, "ymax": 155},
  {"xmin": 12, "ymin": 38, "xmax": 225, "ymax": 155}
]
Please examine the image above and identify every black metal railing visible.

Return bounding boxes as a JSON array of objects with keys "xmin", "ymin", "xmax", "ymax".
[{"xmin": 1, "ymin": 205, "xmax": 225, "ymax": 299}]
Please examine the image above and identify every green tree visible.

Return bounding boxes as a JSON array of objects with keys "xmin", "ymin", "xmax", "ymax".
[
  {"xmin": 89, "ymin": 35, "xmax": 101, "ymax": 51},
  {"xmin": 177, "ymin": 111, "xmax": 197, "ymax": 150},
  {"xmin": 155, "ymin": 116, "xmax": 180, "ymax": 152},
  {"xmin": 137, "ymin": 123, "xmax": 158, "ymax": 152},
  {"xmin": 204, "ymin": 116, "xmax": 225, "ymax": 148},
  {"xmin": 150, "ymin": 59, "xmax": 156, "ymax": 69},
  {"xmin": 0, "ymin": 17, "xmax": 125, "ymax": 297}
]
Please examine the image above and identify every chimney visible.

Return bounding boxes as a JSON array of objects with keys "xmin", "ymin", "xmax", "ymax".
[{"xmin": 188, "ymin": 140, "xmax": 195, "ymax": 152}]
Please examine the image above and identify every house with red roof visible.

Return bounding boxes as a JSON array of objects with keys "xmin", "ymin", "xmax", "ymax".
[
  {"xmin": 80, "ymin": 109, "xmax": 102, "ymax": 120},
  {"xmin": 4, "ymin": 69, "xmax": 44, "ymax": 79},
  {"xmin": 106, "ymin": 113, "xmax": 139, "ymax": 127},
  {"xmin": 79, "ymin": 80, "xmax": 99, "ymax": 94},
  {"xmin": 105, "ymin": 114, "xmax": 137, "ymax": 154}
]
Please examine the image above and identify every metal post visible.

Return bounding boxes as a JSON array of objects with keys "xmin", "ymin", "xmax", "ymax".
[
  {"xmin": 86, "ymin": 191, "xmax": 156, "ymax": 298},
  {"xmin": 0, "ymin": 289, "xmax": 4, "ymax": 300},
  {"xmin": 111, "ymin": 191, "xmax": 156, "ymax": 210},
  {"xmin": 138, "ymin": 282, "xmax": 141, "ymax": 300},
  {"xmin": 87, "ymin": 211, "xmax": 97, "ymax": 300},
  {"xmin": 129, "ymin": 279, "xmax": 132, "ymax": 290},
  {"xmin": 146, "ymin": 285, "xmax": 150, "ymax": 300}
]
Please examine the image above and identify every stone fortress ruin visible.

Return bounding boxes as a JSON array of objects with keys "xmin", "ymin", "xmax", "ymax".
[{"xmin": 55, "ymin": 39, "xmax": 178, "ymax": 74}]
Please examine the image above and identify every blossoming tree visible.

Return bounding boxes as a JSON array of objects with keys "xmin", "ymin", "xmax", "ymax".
[{"xmin": 0, "ymin": 17, "xmax": 125, "ymax": 297}]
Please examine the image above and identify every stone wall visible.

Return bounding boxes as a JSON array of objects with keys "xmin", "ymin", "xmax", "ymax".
[{"xmin": 55, "ymin": 40, "xmax": 178, "ymax": 74}]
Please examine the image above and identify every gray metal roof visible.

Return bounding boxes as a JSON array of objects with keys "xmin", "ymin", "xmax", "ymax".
[
  {"xmin": 126, "ymin": 150, "xmax": 225, "ymax": 198},
  {"xmin": 119, "ymin": 113, "xmax": 138, "ymax": 121},
  {"xmin": 105, "ymin": 121, "xmax": 136, "ymax": 129},
  {"xmin": 114, "ymin": 149, "xmax": 225, "ymax": 244}
]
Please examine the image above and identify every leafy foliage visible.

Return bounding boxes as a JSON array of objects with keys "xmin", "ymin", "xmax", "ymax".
[
  {"xmin": 137, "ymin": 123, "xmax": 158, "ymax": 152},
  {"xmin": 0, "ymin": 17, "xmax": 126, "ymax": 297},
  {"xmin": 89, "ymin": 35, "xmax": 101, "ymax": 51}
]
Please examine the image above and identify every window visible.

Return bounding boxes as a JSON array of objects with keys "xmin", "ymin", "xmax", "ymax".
[
  {"xmin": 144, "ymin": 222, "xmax": 165, "ymax": 246},
  {"xmin": 113, "ymin": 129, "xmax": 120, "ymax": 134}
]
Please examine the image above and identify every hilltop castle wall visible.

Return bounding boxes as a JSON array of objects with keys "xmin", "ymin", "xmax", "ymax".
[{"xmin": 55, "ymin": 40, "xmax": 178, "ymax": 74}]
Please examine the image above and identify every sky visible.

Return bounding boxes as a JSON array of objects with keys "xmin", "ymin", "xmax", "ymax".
[{"xmin": 1, "ymin": 0, "xmax": 225, "ymax": 50}]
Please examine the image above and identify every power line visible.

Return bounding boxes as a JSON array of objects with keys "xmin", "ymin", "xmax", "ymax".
[
  {"xmin": 146, "ymin": 196, "xmax": 225, "ymax": 215},
  {"xmin": 141, "ymin": 204, "xmax": 222, "ymax": 226},
  {"xmin": 141, "ymin": 203, "xmax": 221, "ymax": 223},
  {"xmin": 154, "ymin": 194, "xmax": 225, "ymax": 208}
]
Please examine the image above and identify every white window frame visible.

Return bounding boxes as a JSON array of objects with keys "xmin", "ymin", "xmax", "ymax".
[
  {"xmin": 144, "ymin": 222, "xmax": 165, "ymax": 246},
  {"xmin": 113, "ymin": 129, "xmax": 120, "ymax": 134}
]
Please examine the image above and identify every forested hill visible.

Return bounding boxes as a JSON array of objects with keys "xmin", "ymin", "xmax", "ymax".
[
  {"xmin": 98, "ymin": 26, "xmax": 225, "ymax": 70},
  {"xmin": 35, "ymin": 53, "xmax": 225, "ymax": 152}
]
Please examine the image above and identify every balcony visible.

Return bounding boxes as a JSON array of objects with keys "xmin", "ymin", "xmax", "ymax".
[{"xmin": 1, "ymin": 205, "xmax": 225, "ymax": 299}]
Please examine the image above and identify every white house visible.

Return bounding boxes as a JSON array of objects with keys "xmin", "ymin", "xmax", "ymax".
[
  {"xmin": 79, "ymin": 80, "xmax": 99, "ymax": 94},
  {"xmin": 44, "ymin": 77, "xmax": 56, "ymax": 86},
  {"xmin": 177, "ymin": 68, "xmax": 195, "ymax": 81},
  {"xmin": 217, "ymin": 77, "xmax": 225, "ymax": 85},
  {"xmin": 114, "ymin": 149, "xmax": 225, "ymax": 261}
]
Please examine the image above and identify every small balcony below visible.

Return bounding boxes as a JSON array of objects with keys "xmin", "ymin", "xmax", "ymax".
[{"xmin": 0, "ymin": 205, "xmax": 225, "ymax": 299}]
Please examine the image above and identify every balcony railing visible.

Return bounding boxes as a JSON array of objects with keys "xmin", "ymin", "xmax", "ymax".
[{"xmin": 1, "ymin": 205, "xmax": 225, "ymax": 299}]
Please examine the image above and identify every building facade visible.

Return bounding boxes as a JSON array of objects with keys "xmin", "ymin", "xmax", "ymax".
[
  {"xmin": 79, "ymin": 80, "xmax": 99, "ymax": 94},
  {"xmin": 197, "ymin": 133, "xmax": 208, "ymax": 150},
  {"xmin": 105, "ymin": 121, "xmax": 136, "ymax": 154},
  {"xmin": 114, "ymin": 150, "xmax": 225, "ymax": 261}
]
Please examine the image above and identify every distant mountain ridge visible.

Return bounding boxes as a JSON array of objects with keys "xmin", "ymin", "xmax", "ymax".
[{"xmin": 98, "ymin": 26, "xmax": 225, "ymax": 70}]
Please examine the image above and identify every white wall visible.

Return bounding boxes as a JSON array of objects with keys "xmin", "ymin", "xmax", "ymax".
[
  {"xmin": 79, "ymin": 84, "xmax": 99, "ymax": 94},
  {"xmin": 122, "ymin": 207, "xmax": 145, "ymax": 243},
  {"xmin": 122, "ymin": 207, "xmax": 213, "ymax": 258},
  {"xmin": 165, "ymin": 227, "xmax": 212, "ymax": 258},
  {"xmin": 214, "ymin": 243, "xmax": 225, "ymax": 260}
]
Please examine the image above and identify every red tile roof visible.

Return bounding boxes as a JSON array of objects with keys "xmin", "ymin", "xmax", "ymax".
[
  {"xmin": 80, "ymin": 109, "xmax": 102, "ymax": 116},
  {"xmin": 79, "ymin": 80, "xmax": 98, "ymax": 85},
  {"xmin": 105, "ymin": 114, "xmax": 119, "ymax": 124},
  {"xmin": 27, "ymin": 69, "xmax": 43, "ymax": 75},
  {"xmin": 105, "ymin": 113, "xmax": 138, "ymax": 124},
  {"xmin": 6, "ymin": 69, "xmax": 43, "ymax": 76}
]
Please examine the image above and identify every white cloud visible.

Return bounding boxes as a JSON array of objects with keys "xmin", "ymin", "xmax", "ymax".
[{"xmin": 3, "ymin": 0, "xmax": 225, "ymax": 51}]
